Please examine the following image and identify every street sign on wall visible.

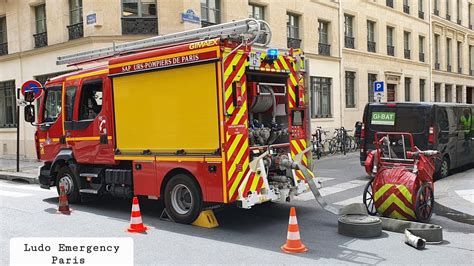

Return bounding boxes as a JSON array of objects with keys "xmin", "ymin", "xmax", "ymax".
[{"xmin": 373, "ymin": 81, "xmax": 384, "ymax": 102}]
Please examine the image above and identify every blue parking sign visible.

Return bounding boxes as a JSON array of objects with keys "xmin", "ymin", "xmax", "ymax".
[{"xmin": 374, "ymin": 81, "xmax": 384, "ymax": 93}]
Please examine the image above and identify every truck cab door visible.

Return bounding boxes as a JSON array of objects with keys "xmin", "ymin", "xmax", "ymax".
[
  {"xmin": 64, "ymin": 76, "xmax": 113, "ymax": 164},
  {"xmin": 37, "ymin": 84, "xmax": 64, "ymax": 161}
]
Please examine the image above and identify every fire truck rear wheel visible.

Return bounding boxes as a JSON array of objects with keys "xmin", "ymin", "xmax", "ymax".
[
  {"xmin": 164, "ymin": 174, "xmax": 203, "ymax": 224},
  {"xmin": 56, "ymin": 165, "xmax": 81, "ymax": 203}
]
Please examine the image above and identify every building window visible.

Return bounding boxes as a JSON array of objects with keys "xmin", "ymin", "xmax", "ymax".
[
  {"xmin": 387, "ymin": 26, "xmax": 394, "ymax": 56},
  {"xmin": 310, "ymin": 77, "xmax": 332, "ymax": 118},
  {"xmin": 419, "ymin": 35, "xmax": 425, "ymax": 62},
  {"xmin": 386, "ymin": 0, "xmax": 394, "ymax": 8},
  {"xmin": 445, "ymin": 84, "xmax": 452, "ymax": 102},
  {"xmin": 470, "ymin": 45, "xmax": 474, "ymax": 76},
  {"xmin": 344, "ymin": 14, "xmax": 354, "ymax": 49},
  {"xmin": 446, "ymin": 0, "xmax": 450, "ymax": 20},
  {"xmin": 456, "ymin": 85, "xmax": 462, "ymax": 103},
  {"xmin": 0, "ymin": 80, "xmax": 16, "ymax": 128},
  {"xmin": 0, "ymin": 16, "xmax": 7, "ymax": 56},
  {"xmin": 435, "ymin": 34, "xmax": 440, "ymax": 69},
  {"xmin": 434, "ymin": 0, "xmax": 439, "ymax": 15},
  {"xmin": 68, "ymin": 0, "xmax": 83, "ymax": 40},
  {"xmin": 367, "ymin": 20, "xmax": 376, "ymax": 53},
  {"xmin": 418, "ymin": 0, "xmax": 424, "ymax": 19},
  {"xmin": 419, "ymin": 79, "xmax": 425, "ymax": 101},
  {"xmin": 318, "ymin": 20, "xmax": 330, "ymax": 56},
  {"xmin": 457, "ymin": 0, "xmax": 461, "ymax": 24},
  {"xmin": 368, "ymin": 73, "xmax": 377, "ymax": 103},
  {"xmin": 457, "ymin": 41, "xmax": 462, "ymax": 73},
  {"xmin": 403, "ymin": 0, "xmax": 410, "ymax": 14},
  {"xmin": 345, "ymin": 71, "xmax": 356, "ymax": 108},
  {"xmin": 404, "ymin": 77, "xmax": 411, "ymax": 101},
  {"xmin": 469, "ymin": 3, "xmax": 472, "ymax": 29},
  {"xmin": 121, "ymin": 0, "xmax": 157, "ymax": 34},
  {"xmin": 447, "ymin": 38, "xmax": 452, "ymax": 72},
  {"xmin": 404, "ymin": 31, "xmax": 410, "ymax": 59},
  {"xmin": 287, "ymin": 13, "xmax": 301, "ymax": 49},
  {"xmin": 201, "ymin": 0, "xmax": 220, "ymax": 27},
  {"xmin": 434, "ymin": 83, "xmax": 441, "ymax": 102},
  {"xmin": 34, "ymin": 4, "xmax": 47, "ymax": 48},
  {"xmin": 248, "ymin": 4, "xmax": 264, "ymax": 20}
]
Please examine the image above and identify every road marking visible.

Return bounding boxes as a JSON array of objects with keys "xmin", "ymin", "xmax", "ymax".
[
  {"xmin": 314, "ymin": 177, "xmax": 335, "ymax": 183},
  {"xmin": 0, "ymin": 184, "xmax": 46, "ymax": 192},
  {"xmin": 333, "ymin": 195, "xmax": 363, "ymax": 206},
  {"xmin": 455, "ymin": 189, "xmax": 474, "ymax": 203},
  {"xmin": 295, "ymin": 180, "xmax": 367, "ymax": 201},
  {"xmin": 0, "ymin": 190, "xmax": 33, "ymax": 198}
]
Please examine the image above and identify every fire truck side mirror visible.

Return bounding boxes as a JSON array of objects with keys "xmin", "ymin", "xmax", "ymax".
[{"xmin": 24, "ymin": 105, "xmax": 35, "ymax": 123}]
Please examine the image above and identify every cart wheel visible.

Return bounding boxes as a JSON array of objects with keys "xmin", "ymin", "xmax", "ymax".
[
  {"xmin": 363, "ymin": 179, "xmax": 378, "ymax": 216},
  {"xmin": 415, "ymin": 183, "xmax": 434, "ymax": 223}
]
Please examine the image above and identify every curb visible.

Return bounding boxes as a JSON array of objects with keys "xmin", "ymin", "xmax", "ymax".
[{"xmin": 0, "ymin": 172, "xmax": 38, "ymax": 184}]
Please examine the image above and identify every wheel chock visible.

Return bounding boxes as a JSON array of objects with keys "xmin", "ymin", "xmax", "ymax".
[{"xmin": 192, "ymin": 210, "xmax": 219, "ymax": 228}]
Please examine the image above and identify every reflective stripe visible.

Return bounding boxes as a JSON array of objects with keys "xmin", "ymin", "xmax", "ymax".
[
  {"xmin": 396, "ymin": 184, "xmax": 413, "ymax": 204},
  {"xmin": 287, "ymin": 231, "xmax": 301, "ymax": 240},
  {"xmin": 130, "ymin": 216, "xmax": 143, "ymax": 224},
  {"xmin": 374, "ymin": 184, "xmax": 392, "ymax": 201},
  {"xmin": 289, "ymin": 215, "xmax": 298, "ymax": 225},
  {"xmin": 378, "ymin": 194, "xmax": 416, "ymax": 218},
  {"xmin": 132, "ymin": 204, "xmax": 140, "ymax": 212}
]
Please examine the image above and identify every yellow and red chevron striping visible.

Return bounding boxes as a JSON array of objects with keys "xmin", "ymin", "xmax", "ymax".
[
  {"xmin": 374, "ymin": 184, "xmax": 416, "ymax": 220},
  {"xmin": 290, "ymin": 139, "xmax": 311, "ymax": 180}
]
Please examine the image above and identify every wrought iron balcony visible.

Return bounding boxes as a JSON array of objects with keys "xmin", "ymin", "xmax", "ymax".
[
  {"xmin": 122, "ymin": 17, "xmax": 158, "ymax": 35},
  {"xmin": 287, "ymin": 37, "xmax": 301, "ymax": 49},
  {"xmin": 33, "ymin": 32, "xmax": 48, "ymax": 48},
  {"xmin": 345, "ymin": 36, "xmax": 355, "ymax": 49},
  {"xmin": 418, "ymin": 11, "xmax": 424, "ymax": 19},
  {"xmin": 434, "ymin": 9, "xmax": 439, "ymax": 16},
  {"xmin": 403, "ymin": 5, "xmax": 410, "ymax": 14},
  {"xmin": 0, "ymin": 42, "xmax": 7, "ymax": 56},
  {"xmin": 419, "ymin": 52, "xmax": 424, "ymax": 62},
  {"xmin": 446, "ymin": 14, "xmax": 451, "ymax": 20},
  {"xmin": 367, "ymin": 41, "xmax": 376, "ymax": 53},
  {"xmin": 457, "ymin": 19, "xmax": 462, "ymax": 25},
  {"xmin": 435, "ymin": 62, "xmax": 440, "ymax": 70},
  {"xmin": 458, "ymin": 67, "xmax": 462, "ymax": 74},
  {"xmin": 447, "ymin": 65, "xmax": 452, "ymax": 72},
  {"xmin": 404, "ymin": 49, "xmax": 411, "ymax": 59},
  {"xmin": 318, "ymin": 43, "xmax": 331, "ymax": 56},
  {"xmin": 387, "ymin": 45, "xmax": 394, "ymax": 56},
  {"xmin": 67, "ymin": 22, "xmax": 83, "ymax": 40},
  {"xmin": 386, "ymin": 0, "xmax": 393, "ymax": 8}
]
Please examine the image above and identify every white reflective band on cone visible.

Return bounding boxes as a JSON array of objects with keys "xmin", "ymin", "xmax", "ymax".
[
  {"xmin": 132, "ymin": 205, "xmax": 140, "ymax": 212},
  {"xmin": 131, "ymin": 216, "xmax": 143, "ymax": 224},
  {"xmin": 289, "ymin": 216, "xmax": 298, "ymax": 225},
  {"xmin": 287, "ymin": 231, "xmax": 301, "ymax": 240}
]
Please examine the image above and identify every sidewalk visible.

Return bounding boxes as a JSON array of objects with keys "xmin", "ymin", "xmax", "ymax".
[
  {"xmin": 0, "ymin": 158, "xmax": 42, "ymax": 184},
  {"xmin": 435, "ymin": 166, "xmax": 474, "ymax": 217}
]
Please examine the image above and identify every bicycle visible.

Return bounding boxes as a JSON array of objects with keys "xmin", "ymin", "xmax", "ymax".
[
  {"xmin": 330, "ymin": 127, "xmax": 352, "ymax": 155},
  {"xmin": 312, "ymin": 126, "xmax": 329, "ymax": 159}
]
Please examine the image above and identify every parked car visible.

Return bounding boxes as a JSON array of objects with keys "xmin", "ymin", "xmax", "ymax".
[{"xmin": 360, "ymin": 102, "xmax": 474, "ymax": 179}]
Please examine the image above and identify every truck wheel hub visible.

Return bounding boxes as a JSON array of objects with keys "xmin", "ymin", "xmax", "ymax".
[
  {"xmin": 171, "ymin": 184, "xmax": 193, "ymax": 215},
  {"xmin": 59, "ymin": 175, "xmax": 73, "ymax": 195}
]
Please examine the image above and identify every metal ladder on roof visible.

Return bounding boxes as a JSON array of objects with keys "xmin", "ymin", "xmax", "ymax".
[{"xmin": 56, "ymin": 18, "xmax": 271, "ymax": 66}]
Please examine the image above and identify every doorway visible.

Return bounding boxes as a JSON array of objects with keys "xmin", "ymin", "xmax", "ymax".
[
  {"xmin": 387, "ymin": 84, "xmax": 396, "ymax": 102},
  {"xmin": 467, "ymin": 87, "xmax": 473, "ymax": 104}
]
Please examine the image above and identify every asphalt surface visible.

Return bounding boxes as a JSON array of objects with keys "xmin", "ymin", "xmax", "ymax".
[{"xmin": 1, "ymin": 153, "xmax": 473, "ymax": 265}]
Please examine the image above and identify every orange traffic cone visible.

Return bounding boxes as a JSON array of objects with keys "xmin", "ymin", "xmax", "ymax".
[
  {"xmin": 57, "ymin": 183, "xmax": 71, "ymax": 215},
  {"xmin": 281, "ymin": 207, "xmax": 308, "ymax": 253},
  {"xmin": 127, "ymin": 196, "xmax": 148, "ymax": 233}
]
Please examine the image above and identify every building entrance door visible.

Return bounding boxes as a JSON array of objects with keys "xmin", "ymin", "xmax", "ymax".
[
  {"xmin": 387, "ymin": 84, "xmax": 396, "ymax": 102},
  {"xmin": 467, "ymin": 87, "xmax": 473, "ymax": 104}
]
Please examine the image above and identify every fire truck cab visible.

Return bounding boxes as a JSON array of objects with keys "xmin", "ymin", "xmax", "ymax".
[{"xmin": 25, "ymin": 19, "xmax": 314, "ymax": 224}]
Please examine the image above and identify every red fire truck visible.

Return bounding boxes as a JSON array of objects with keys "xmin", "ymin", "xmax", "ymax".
[{"xmin": 24, "ymin": 19, "xmax": 314, "ymax": 224}]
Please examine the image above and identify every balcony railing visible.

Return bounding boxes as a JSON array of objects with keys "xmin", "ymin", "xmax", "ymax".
[
  {"xmin": 404, "ymin": 49, "xmax": 411, "ymax": 59},
  {"xmin": 418, "ymin": 10, "xmax": 424, "ymax": 19},
  {"xmin": 33, "ymin": 32, "xmax": 48, "ymax": 48},
  {"xmin": 419, "ymin": 52, "xmax": 424, "ymax": 62},
  {"xmin": 345, "ymin": 36, "xmax": 355, "ymax": 49},
  {"xmin": 446, "ymin": 14, "xmax": 451, "ymax": 20},
  {"xmin": 403, "ymin": 5, "xmax": 410, "ymax": 14},
  {"xmin": 387, "ymin": 45, "xmax": 394, "ymax": 56},
  {"xmin": 287, "ymin": 37, "xmax": 301, "ymax": 49},
  {"xmin": 458, "ymin": 67, "xmax": 462, "ymax": 74},
  {"xmin": 386, "ymin": 0, "xmax": 393, "ymax": 8},
  {"xmin": 67, "ymin": 22, "xmax": 83, "ymax": 40},
  {"xmin": 0, "ymin": 42, "xmax": 7, "ymax": 56},
  {"xmin": 367, "ymin": 41, "xmax": 376, "ymax": 53},
  {"xmin": 122, "ymin": 17, "xmax": 158, "ymax": 35},
  {"xmin": 318, "ymin": 43, "xmax": 331, "ymax": 56},
  {"xmin": 435, "ymin": 62, "xmax": 440, "ymax": 70},
  {"xmin": 447, "ymin": 65, "xmax": 452, "ymax": 72}
]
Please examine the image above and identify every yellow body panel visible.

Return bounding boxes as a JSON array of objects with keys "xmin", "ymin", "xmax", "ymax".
[{"xmin": 113, "ymin": 63, "xmax": 220, "ymax": 154}]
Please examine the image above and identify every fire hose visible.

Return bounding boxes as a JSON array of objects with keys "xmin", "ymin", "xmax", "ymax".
[{"xmin": 279, "ymin": 147, "xmax": 443, "ymax": 250}]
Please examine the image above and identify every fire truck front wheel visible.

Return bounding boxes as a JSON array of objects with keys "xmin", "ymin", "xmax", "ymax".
[
  {"xmin": 164, "ymin": 174, "xmax": 203, "ymax": 224},
  {"xmin": 56, "ymin": 165, "xmax": 81, "ymax": 203}
]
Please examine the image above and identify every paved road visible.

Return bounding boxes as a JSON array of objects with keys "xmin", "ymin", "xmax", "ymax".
[{"xmin": 1, "ymin": 153, "xmax": 473, "ymax": 265}]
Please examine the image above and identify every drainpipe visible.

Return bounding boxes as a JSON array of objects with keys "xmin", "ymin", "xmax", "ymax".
[{"xmin": 338, "ymin": 1, "xmax": 344, "ymax": 128}]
